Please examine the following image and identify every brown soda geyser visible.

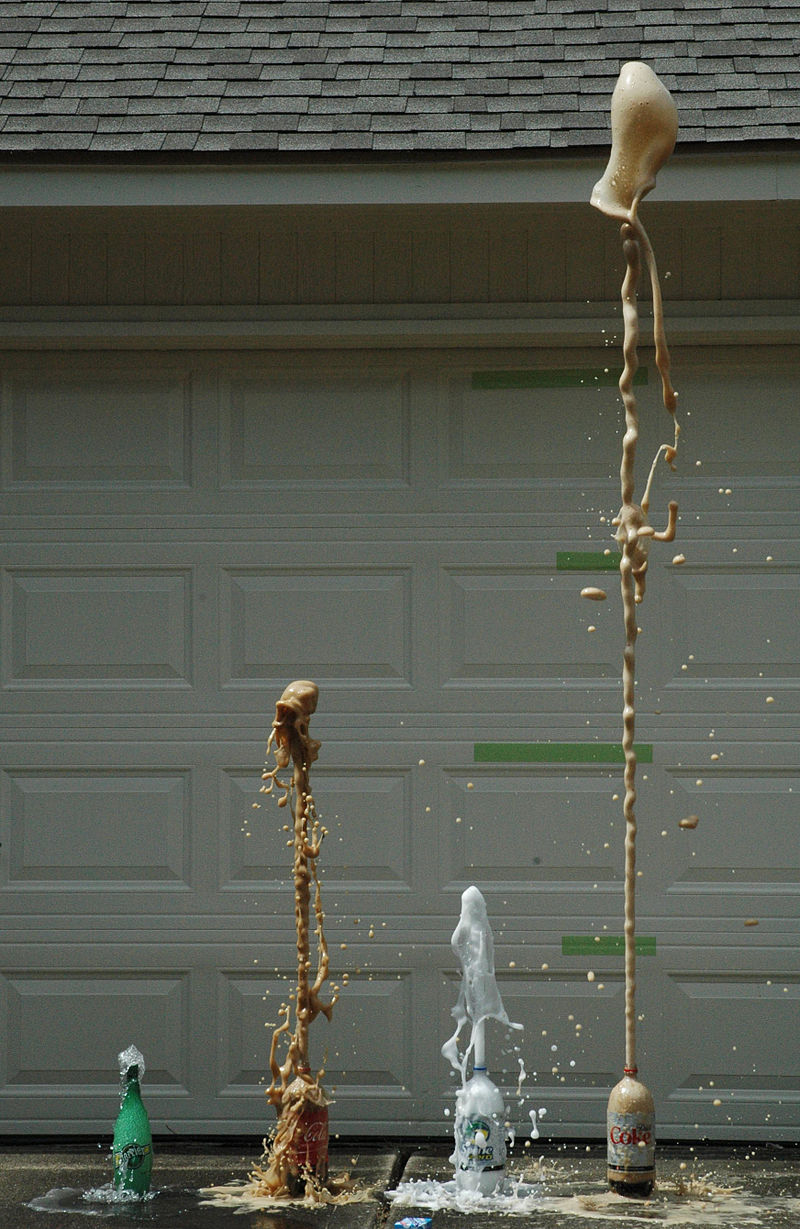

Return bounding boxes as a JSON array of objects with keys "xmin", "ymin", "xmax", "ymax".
[
  {"xmin": 254, "ymin": 679, "xmax": 337, "ymax": 1198},
  {"xmin": 591, "ymin": 61, "xmax": 681, "ymax": 1199}
]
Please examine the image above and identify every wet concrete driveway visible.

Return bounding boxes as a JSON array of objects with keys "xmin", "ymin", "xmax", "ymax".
[{"xmin": 2, "ymin": 1142, "xmax": 799, "ymax": 1228}]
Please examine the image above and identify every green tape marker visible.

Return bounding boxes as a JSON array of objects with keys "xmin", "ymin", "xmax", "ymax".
[
  {"xmin": 471, "ymin": 368, "xmax": 648, "ymax": 390},
  {"xmin": 474, "ymin": 742, "xmax": 653, "ymax": 764},
  {"xmin": 562, "ymin": 935, "xmax": 657, "ymax": 956},
  {"xmin": 557, "ymin": 551, "xmax": 621, "ymax": 571}
]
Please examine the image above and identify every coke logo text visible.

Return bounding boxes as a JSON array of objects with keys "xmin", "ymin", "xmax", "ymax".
[{"xmin": 609, "ymin": 1125, "xmax": 652, "ymax": 1147}]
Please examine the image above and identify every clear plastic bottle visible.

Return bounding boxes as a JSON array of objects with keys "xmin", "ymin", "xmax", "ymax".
[
  {"xmin": 607, "ymin": 1068, "xmax": 655, "ymax": 1197},
  {"xmin": 452, "ymin": 1067, "xmax": 506, "ymax": 1195}
]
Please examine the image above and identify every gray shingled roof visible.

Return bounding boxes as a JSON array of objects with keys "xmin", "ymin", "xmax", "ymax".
[{"xmin": 1, "ymin": 0, "xmax": 799, "ymax": 156}]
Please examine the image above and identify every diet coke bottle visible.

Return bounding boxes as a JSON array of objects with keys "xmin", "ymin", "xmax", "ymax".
[{"xmin": 606, "ymin": 1067, "xmax": 655, "ymax": 1198}]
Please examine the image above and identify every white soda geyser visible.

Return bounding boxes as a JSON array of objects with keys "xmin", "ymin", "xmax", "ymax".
[{"xmin": 442, "ymin": 886, "xmax": 522, "ymax": 1195}]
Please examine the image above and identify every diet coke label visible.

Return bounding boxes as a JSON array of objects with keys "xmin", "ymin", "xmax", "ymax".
[{"xmin": 607, "ymin": 1110, "xmax": 655, "ymax": 1170}]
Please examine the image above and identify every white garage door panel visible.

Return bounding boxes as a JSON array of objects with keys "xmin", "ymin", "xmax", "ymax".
[
  {"xmin": 665, "ymin": 365, "xmax": 800, "ymax": 480},
  {"xmin": 6, "ymin": 568, "xmax": 192, "ymax": 688},
  {"xmin": 445, "ymin": 373, "xmax": 618, "ymax": 484},
  {"xmin": 662, "ymin": 770, "xmax": 800, "ymax": 887},
  {"xmin": 224, "ymin": 567, "xmax": 413, "ymax": 687},
  {"xmin": 6, "ymin": 769, "xmax": 191, "ymax": 887},
  {"xmin": 441, "ymin": 766, "xmax": 621, "ymax": 889},
  {"xmin": 667, "ymin": 568, "xmax": 800, "ymax": 681},
  {"xmin": 654, "ymin": 971, "xmax": 800, "ymax": 1134},
  {"xmin": 4, "ymin": 972, "xmax": 191, "ymax": 1090},
  {"xmin": 5, "ymin": 368, "xmax": 192, "ymax": 489},
  {"xmin": 221, "ymin": 370, "xmax": 411, "ymax": 487},
  {"xmin": 1, "ymin": 345, "xmax": 798, "ymax": 1139},
  {"xmin": 443, "ymin": 567, "xmax": 620, "ymax": 685}
]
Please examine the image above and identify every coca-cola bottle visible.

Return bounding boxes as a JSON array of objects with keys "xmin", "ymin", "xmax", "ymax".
[
  {"xmin": 606, "ymin": 1068, "xmax": 655, "ymax": 1197},
  {"xmin": 283, "ymin": 1067, "xmax": 329, "ymax": 1195}
]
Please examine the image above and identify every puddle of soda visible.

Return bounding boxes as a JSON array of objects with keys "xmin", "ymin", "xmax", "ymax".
[
  {"xmin": 386, "ymin": 1154, "xmax": 800, "ymax": 1226},
  {"xmin": 386, "ymin": 1175, "xmax": 780, "ymax": 1224},
  {"xmin": 26, "ymin": 1183, "xmax": 184, "ymax": 1219}
]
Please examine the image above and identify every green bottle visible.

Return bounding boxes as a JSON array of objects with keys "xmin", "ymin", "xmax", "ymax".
[{"xmin": 112, "ymin": 1045, "xmax": 153, "ymax": 1195}]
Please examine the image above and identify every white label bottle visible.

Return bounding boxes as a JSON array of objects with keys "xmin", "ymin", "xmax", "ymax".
[
  {"xmin": 607, "ymin": 1067, "xmax": 655, "ymax": 1197},
  {"xmin": 452, "ymin": 1067, "xmax": 506, "ymax": 1195}
]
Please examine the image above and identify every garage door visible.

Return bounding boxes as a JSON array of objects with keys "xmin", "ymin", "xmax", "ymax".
[{"xmin": 2, "ymin": 342, "xmax": 797, "ymax": 1140}]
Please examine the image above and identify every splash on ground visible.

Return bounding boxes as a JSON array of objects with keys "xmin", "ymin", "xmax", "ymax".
[
  {"xmin": 386, "ymin": 1171, "xmax": 783, "ymax": 1225},
  {"xmin": 550, "ymin": 1187, "xmax": 766, "ymax": 1226},
  {"xmin": 27, "ymin": 1184, "xmax": 157, "ymax": 1216},
  {"xmin": 386, "ymin": 1176, "xmax": 543, "ymax": 1215},
  {"xmin": 200, "ymin": 1164, "xmax": 371, "ymax": 1212}
]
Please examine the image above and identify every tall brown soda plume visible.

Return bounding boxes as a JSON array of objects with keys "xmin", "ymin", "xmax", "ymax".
[
  {"xmin": 591, "ymin": 62, "xmax": 681, "ymax": 1197},
  {"xmin": 254, "ymin": 679, "xmax": 338, "ymax": 1197}
]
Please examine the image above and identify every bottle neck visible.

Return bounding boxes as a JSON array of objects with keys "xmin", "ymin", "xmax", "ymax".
[{"xmin": 122, "ymin": 1075, "xmax": 141, "ymax": 1100}]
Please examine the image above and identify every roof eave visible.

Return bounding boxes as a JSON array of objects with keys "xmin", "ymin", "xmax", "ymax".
[{"xmin": 2, "ymin": 140, "xmax": 800, "ymax": 208}]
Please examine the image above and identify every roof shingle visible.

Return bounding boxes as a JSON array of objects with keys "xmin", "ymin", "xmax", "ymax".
[{"xmin": 1, "ymin": 0, "xmax": 798, "ymax": 156}]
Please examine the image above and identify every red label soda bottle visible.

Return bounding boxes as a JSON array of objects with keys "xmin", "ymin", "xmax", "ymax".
[{"xmin": 284, "ymin": 1069, "xmax": 329, "ymax": 1195}]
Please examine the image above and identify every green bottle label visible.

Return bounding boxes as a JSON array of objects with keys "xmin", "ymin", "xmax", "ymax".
[{"xmin": 114, "ymin": 1141, "xmax": 151, "ymax": 1172}]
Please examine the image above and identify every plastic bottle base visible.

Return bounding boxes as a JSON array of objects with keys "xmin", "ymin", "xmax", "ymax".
[
  {"xmin": 608, "ymin": 1176, "xmax": 655, "ymax": 1199},
  {"xmin": 285, "ymin": 1161, "xmax": 328, "ymax": 1196},
  {"xmin": 454, "ymin": 1167, "xmax": 505, "ymax": 1197}
]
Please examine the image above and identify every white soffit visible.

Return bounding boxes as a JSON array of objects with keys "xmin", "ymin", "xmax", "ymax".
[{"xmin": 1, "ymin": 150, "xmax": 799, "ymax": 209}]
